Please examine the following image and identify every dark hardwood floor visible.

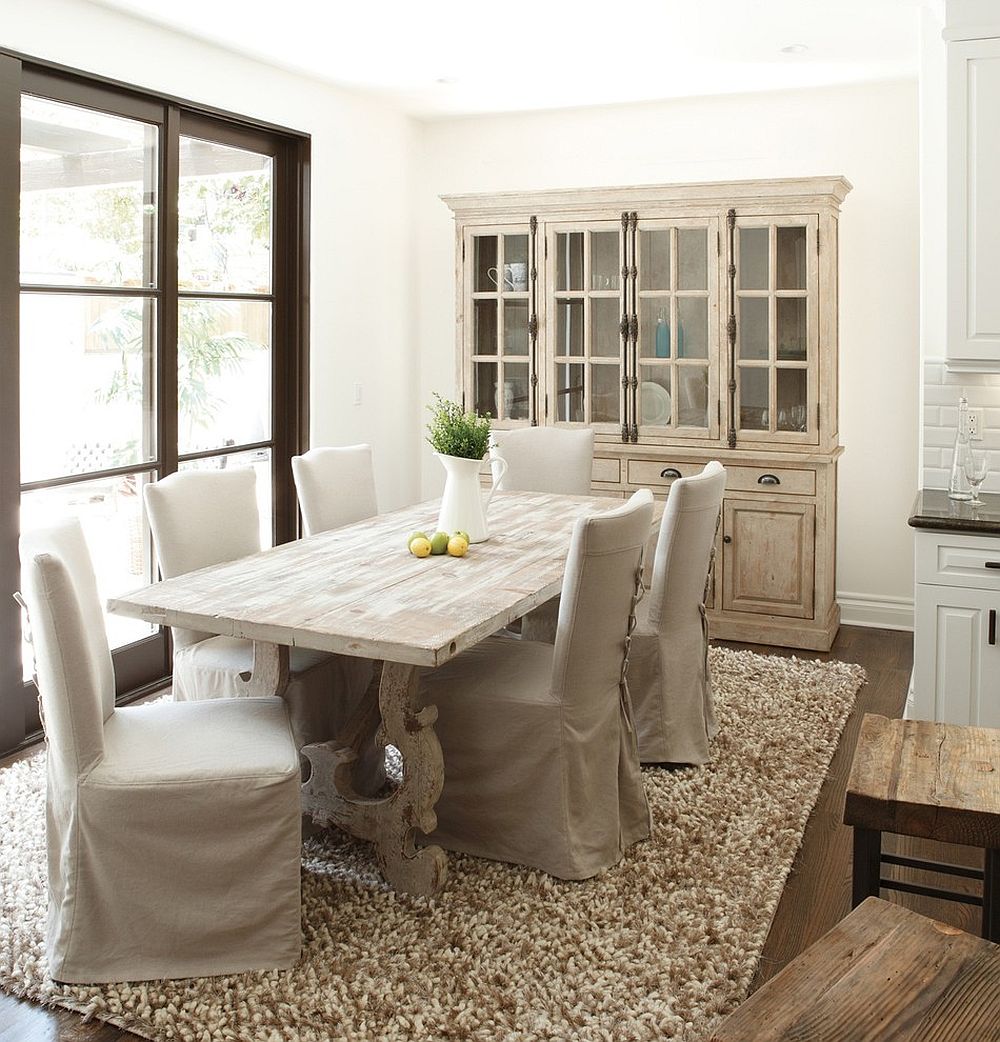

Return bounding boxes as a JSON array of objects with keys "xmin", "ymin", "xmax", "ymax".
[{"xmin": 2, "ymin": 624, "xmax": 976, "ymax": 1040}]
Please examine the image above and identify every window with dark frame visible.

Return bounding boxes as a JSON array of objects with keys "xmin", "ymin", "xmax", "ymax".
[{"xmin": 0, "ymin": 53, "xmax": 311, "ymax": 757}]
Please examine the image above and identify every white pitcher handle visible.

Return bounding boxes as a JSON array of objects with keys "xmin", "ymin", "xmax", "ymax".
[{"xmin": 484, "ymin": 455, "xmax": 507, "ymax": 511}]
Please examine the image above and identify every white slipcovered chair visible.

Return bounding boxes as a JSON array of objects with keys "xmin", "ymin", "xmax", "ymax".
[
  {"xmin": 291, "ymin": 444, "xmax": 378, "ymax": 535},
  {"xmin": 490, "ymin": 427, "xmax": 595, "ymax": 641},
  {"xmin": 17, "ymin": 519, "xmax": 301, "ymax": 983},
  {"xmin": 424, "ymin": 489, "xmax": 653, "ymax": 879},
  {"xmin": 143, "ymin": 469, "xmax": 382, "ymax": 791},
  {"xmin": 629, "ymin": 461, "xmax": 726, "ymax": 764},
  {"xmin": 489, "ymin": 426, "xmax": 594, "ymax": 495}
]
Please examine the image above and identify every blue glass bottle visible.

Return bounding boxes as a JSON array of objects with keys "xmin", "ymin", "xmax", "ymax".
[{"xmin": 655, "ymin": 310, "xmax": 670, "ymax": 358}]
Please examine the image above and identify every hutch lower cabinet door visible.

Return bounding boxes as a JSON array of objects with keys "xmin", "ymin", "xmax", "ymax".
[{"xmin": 446, "ymin": 177, "xmax": 850, "ymax": 650}]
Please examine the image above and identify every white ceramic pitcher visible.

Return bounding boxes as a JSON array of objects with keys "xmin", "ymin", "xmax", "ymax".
[{"xmin": 435, "ymin": 453, "xmax": 507, "ymax": 543}]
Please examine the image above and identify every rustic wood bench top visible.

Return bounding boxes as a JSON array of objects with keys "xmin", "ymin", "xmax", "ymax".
[
  {"xmin": 844, "ymin": 713, "xmax": 1000, "ymax": 848},
  {"xmin": 711, "ymin": 897, "xmax": 1000, "ymax": 1042}
]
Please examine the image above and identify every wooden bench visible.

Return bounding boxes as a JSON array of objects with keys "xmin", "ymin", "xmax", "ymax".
[
  {"xmin": 844, "ymin": 713, "xmax": 1000, "ymax": 941},
  {"xmin": 711, "ymin": 898, "xmax": 1000, "ymax": 1041}
]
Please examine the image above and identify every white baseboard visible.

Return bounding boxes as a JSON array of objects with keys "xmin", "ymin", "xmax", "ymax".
[{"xmin": 837, "ymin": 591, "xmax": 914, "ymax": 631}]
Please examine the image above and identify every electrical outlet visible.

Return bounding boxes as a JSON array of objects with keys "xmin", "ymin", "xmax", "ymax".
[{"xmin": 968, "ymin": 408, "xmax": 984, "ymax": 441}]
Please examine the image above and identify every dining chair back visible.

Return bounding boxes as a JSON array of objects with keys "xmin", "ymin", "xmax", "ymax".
[
  {"xmin": 144, "ymin": 468, "xmax": 260, "ymax": 648},
  {"xmin": 490, "ymin": 427, "xmax": 594, "ymax": 495},
  {"xmin": 291, "ymin": 444, "xmax": 378, "ymax": 535},
  {"xmin": 425, "ymin": 488, "xmax": 654, "ymax": 880},
  {"xmin": 17, "ymin": 520, "xmax": 302, "ymax": 983},
  {"xmin": 630, "ymin": 460, "xmax": 726, "ymax": 763}
]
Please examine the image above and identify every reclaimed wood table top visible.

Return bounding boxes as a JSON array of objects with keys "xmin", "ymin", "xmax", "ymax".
[
  {"xmin": 110, "ymin": 491, "xmax": 659, "ymax": 668},
  {"xmin": 711, "ymin": 897, "xmax": 1000, "ymax": 1041},
  {"xmin": 844, "ymin": 713, "xmax": 1000, "ymax": 848}
]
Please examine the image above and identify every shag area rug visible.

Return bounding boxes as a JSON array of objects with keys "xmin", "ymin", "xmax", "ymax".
[{"xmin": 0, "ymin": 647, "xmax": 865, "ymax": 1042}]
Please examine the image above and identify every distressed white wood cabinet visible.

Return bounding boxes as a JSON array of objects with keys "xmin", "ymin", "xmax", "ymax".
[
  {"xmin": 912, "ymin": 527, "xmax": 1000, "ymax": 728},
  {"xmin": 946, "ymin": 18, "xmax": 1000, "ymax": 367},
  {"xmin": 445, "ymin": 177, "xmax": 850, "ymax": 650}
]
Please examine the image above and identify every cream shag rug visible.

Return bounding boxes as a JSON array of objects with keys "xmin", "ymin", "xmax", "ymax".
[{"xmin": 0, "ymin": 647, "xmax": 865, "ymax": 1042}]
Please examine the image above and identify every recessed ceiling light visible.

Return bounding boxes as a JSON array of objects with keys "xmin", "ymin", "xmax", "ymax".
[
  {"xmin": 435, "ymin": 77, "xmax": 458, "ymax": 85},
  {"xmin": 780, "ymin": 44, "xmax": 809, "ymax": 55}
]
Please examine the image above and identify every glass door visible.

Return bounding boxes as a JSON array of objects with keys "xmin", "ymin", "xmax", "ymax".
[
  {"xmin": 634, "ymin": 218, "xmax": 719, "ymax": 441},
  {"xmin": 464, "ymin": 225, "xmax": 536, "ymax": 426},
  {"xmin": 732, "ymin": 216, "xmax": 819, "ymax": 445},
  {"xmin": 545, "ymin": 221, "xmax": 625, "ymax": 434}
]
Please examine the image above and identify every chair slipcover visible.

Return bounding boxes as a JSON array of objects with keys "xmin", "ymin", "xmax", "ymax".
[
  {"xmin": 629, "ymin": 461, "xmax": 726, "ymax": 764},
  {"xmin": 18, "ymin": 520, "xmax": 302, "ymax": 983},
  {"xmin": 490, "ymin": 427, "xmax": 595, "ymax": 642},
  {"xmin": 423, "ymin": 489, "xmax": 653, "ymax": 880},
  {"xmin": 143, "ymin": 470, "xmax": 381, "ymax": 791},
  {"xmin": 490, "ymin": 426, "xmax": 595, "ymax": 495},
  {"xmin": 291, "ymin": 444, "xmax": 378, "ymax": 536}
]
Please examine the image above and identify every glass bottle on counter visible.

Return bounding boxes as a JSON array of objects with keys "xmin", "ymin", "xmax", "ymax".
[{"xmin": 948, "ymin": 395, "xmax": 973, "ymax": 501}]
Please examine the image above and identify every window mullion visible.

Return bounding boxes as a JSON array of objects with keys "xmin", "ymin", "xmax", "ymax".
[{"xmin": 160, "ymin": 104, "xmax": 181, "ymax": 481}]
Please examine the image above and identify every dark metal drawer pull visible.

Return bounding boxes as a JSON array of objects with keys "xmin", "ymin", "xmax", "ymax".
[
  {"xmin": 985, "ymin": 562, "xmax": 1000, "ymax": 569},
  {"xmin": 758, "ymin": 473, "xmax": 781, "ymax": 486},
  {"xmin": 990, "ymin": 609, "xmax": 997, "ymax": 647},
  {"xmin": 660, "ymin": 468, "xmax": 682, "ymax": 480}
]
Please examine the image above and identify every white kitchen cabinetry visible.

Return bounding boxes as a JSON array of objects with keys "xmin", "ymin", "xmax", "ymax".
[
  {"xmin": 946, "ymin": 31, "xmax": 1000, "ymax": 366},
  {"xmin": 912, "ymin": 528, "xmax": 1000, "ymax": 727}
]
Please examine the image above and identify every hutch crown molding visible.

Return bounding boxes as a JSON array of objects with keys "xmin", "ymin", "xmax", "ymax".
[{"xmin": 444, "ymin": 176, "xmax": 851, "ymax": 651}]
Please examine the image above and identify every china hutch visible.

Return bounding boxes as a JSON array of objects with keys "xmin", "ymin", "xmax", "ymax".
[{"xmin": 444, "ymin": 177, "xmax": 851, "ymax": 650}]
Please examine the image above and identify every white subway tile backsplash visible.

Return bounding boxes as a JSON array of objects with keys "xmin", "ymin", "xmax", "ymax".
[
  {"xmin": 924, "ymin": 406, "xmax": 941, "ymax": 427},
  {"xmin": 924, "ymin": 362, "xmax": 945, "ymax": 385},
  {"xmin": 923, "ymin": 467, "xmax": 950, "ymax": 489},
  {"xmin": 939, "ymin": 406, "xmax": 958, "ymax": 428},
  {"xmin": 925, "ymin": 385, "xmax": 963, "ymax": 406},
  {"xmin": 925, "ymin": 427, "xmax": 958, "ymax": 448}
]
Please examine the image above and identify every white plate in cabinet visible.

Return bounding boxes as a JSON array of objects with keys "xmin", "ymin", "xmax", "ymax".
[
  {"xmin": 912, "ymin": 582, "xmax": 1000, "ymax": 728},
  {"xmin": 915, "ymin": 530, "xmax": 1000, "ymax": 592},
  {"xmin": 724, "ymin": 465, "xmax": 816, "ymax": 497}
]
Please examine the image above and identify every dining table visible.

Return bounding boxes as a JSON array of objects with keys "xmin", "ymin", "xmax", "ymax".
[{"xmin": 108, "ymin": 490, "xmax": 662, "ymax": 898}]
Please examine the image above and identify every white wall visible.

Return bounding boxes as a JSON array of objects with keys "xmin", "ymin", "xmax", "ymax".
[
  {"xmin": 2, "ymin": 0, "xmax": 421, "ymax": 510},
  {"xmin": 415, "ymin": 80, "xmax": 920, "ymax": 626}
]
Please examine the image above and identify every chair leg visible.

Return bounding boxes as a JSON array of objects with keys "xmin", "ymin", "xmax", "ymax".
[
  {"xmin": 852, "ymin": 827, "xmax": 882, "ymax": 908},
  {"xmin": 984, "ymin": 848, "xmax": 1000, "ymax": 943}
]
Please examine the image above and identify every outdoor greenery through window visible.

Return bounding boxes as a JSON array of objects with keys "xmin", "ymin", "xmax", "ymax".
[{"xmin": 0, "ymin": 56, "xmax": 309, "ymax": 754}]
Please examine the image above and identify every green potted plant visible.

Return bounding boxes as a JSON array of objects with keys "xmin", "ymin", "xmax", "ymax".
[{"xmin": 426, "ymin": 393, "xmax": 506, "ymax": 542}]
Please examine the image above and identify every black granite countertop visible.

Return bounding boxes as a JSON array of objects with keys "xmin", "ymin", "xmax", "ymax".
[{"xmin": 909, "ymin": 488, "xmax": 1000, "ymax": 534}]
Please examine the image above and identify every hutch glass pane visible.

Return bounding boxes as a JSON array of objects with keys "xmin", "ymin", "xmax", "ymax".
[
  {"xmin": 474, "ymin": 361, "xmax": 498, "ymax": 417},
  {"xmin": 677, "ymin": 297, "xmax": 708, "ymax": 359},
  {"xmin": 556, "ymin": 232, "xmax": 584, "ymax": 291},
  {"xmin": 473, "ymin": 236, "xmax": 498, "ymax": 292},
  {"xmin": 474, "ymin": 299, "xmax": 498, "ymax": 355},
  {"xmin": 640, "ymin": 299, "xmax": 671, "ymax": 358},
  {"xmin": 504, "ymin": 234, "xmax": 529, "ymax": 270},
  {"xmin": 590, "ymin": 364, "xmax": 620, "ymax": 424},
  {"xmin": 503, "ymin": 362, "xmax": 530, "ymax": 421},
  {"xmin": 556, "ymin": 363, "xmax": 585, "ymax": 422},
  {"xmin": 676, "ymin": 366, "xmax": 709, "ymax": 428},
  {"xmin": 639, "ymin": 367, "xmax": 671, "ymax": 427},
  {"xmin": 639, "ymin": 229, "xmax": 670, "ymax": 291},
  {"xmin": 777, "ymin": 297, "xmax": 807, "ymax": 361},
  {"xmin": 503, "ymin": 300, "xmax": 529, "ymax": 355},
  {"xmin": 591, "ymin": 231, "xmax": 620, "ymax": 290},
  {"xmin": 776, "ymin": 226, "xmax": 807, "ymax": 291},
  {"xmin": 776, "ymin": 369, "xmax": 808, "ymax": 431},
  {"xmin": 738, "ymin": 367, "xmax": 769, "ymax": 429},
  {"xmin": 738, "ymin": 297, "xmax": 768, "ymax": 360},
  {"xmin": 592, "ymin": 297, "xmax": 620, "ymax": 358},
  {"xmin": 555, "ymin": 299, "xmax": 584, "ymax": 356},
  {"xmin": 738, "ymin": 227, "xmax": 769, "ymax": 290},
  {"xmin": 677, "ymin": 228, "xmax": 708, "ymax": 290}
]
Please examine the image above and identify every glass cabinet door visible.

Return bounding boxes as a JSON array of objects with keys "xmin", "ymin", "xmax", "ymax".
[
  {"xmin": 545, "ymin": 221, "xmax": 625, "ymax": 432},
  {"xmin": 634, "ymin": 218, "xmax": 719, "ymax": 439},
  {"xmin": 465, "ymin": 225, "xmax": 534, "ymax": 424},
  {"xmin": 732, "ymin": 216, "xmax": 818, "ymax": 444}
]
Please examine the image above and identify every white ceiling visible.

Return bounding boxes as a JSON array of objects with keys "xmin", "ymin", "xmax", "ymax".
[{"xmin": 87, "ymin": 0, "xmax": 923, "ymax": 117}]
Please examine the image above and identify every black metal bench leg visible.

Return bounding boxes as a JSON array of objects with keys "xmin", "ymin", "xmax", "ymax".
[
  {"xmin": 852, "ymin": 827, "xmax": 882, "ymax": 908},
  {"xmin": 984, "ymin": 849, "xmax": 1000, "ymax": 943}
]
